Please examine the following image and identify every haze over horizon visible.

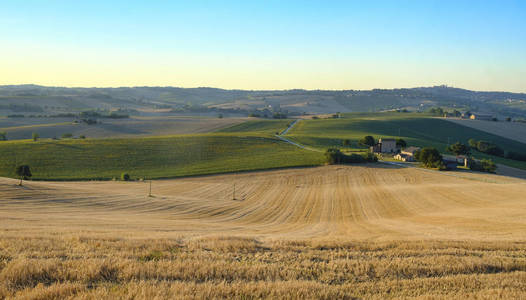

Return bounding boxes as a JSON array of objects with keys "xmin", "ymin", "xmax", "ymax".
[{"xmin": 1, "ymin": 1, "xmax": 525, "ymax": 92}]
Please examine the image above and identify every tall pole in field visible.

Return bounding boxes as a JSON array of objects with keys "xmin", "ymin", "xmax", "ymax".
[{"xmin": 148, "ymin": 179, "xmax": 152, "ymax": 197}]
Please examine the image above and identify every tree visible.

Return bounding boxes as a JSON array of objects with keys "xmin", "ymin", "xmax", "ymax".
[
  {"xmin": 325, "ymin": 149, "xmax": 346, "ymax": 164},
  {"xmin": 61, "ymin": 133, "xmax": 73, "ymax": 139},
  {"xmin": 469, "ymin": 158, "xmax": 497, "ymax": 173},
  {"xmin": 396, "ymin": 138, "xmax": 407, "ymax": 148},
  {"xmin": 359, "ymin": 136, "xmax": 375, "ymax": 147},
  {"xmin": 121, "ymin": 173, "xmax": 130, "ymax": 181},
  {"xmin": 15, "ymin": 165, "xmax": 32, "ymax": 186},
  {"xmin": 415, "ymin": 147, "xmax": 444, "ymax": 169},
  {"xmin": 506, "ymin": 117, "xmax": 512, "ymax": 122},
  {"xmin": 480, "ymin": 159, "xmax": 497, "ymax": 173},
  {"xmin": 468, "ymin": 139, "xmax": 478, "ymax": 148},
  {"xmin": 32, "ymin": 132, "xmax": 40, "ymax": 141},
  {"xmin": 342, "ymin": 139, "xmax": 351, "ymax": 147},
  {"xmin": 218, "ymin": 113, "xmax": 223, "ymax": 119},
  {"xmin": 476, "ymin": 140, "xmax": 504, "ymax": 157},
  {"xmin": 0, "ymin": 131, "xmax": 6, "ymax": 141},
  {"xmin": 447, "ymin": 142, "xmax": 470, "ymax": 156}
]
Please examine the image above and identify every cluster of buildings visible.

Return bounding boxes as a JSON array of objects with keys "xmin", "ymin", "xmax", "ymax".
[
  {"xmin": 371, "ymin": 139, "xmax": 419, "ymax": 162},
  {"xmin": 372, "ymin": 138, "xmax": 468, "ymax": 169}
]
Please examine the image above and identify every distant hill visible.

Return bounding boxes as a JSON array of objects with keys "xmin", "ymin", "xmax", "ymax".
[{"xmin": 1, "ymin": 85, "xmax": 525, "ymax": 117}]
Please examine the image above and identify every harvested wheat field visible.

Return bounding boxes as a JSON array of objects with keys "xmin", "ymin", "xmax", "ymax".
[{"xmin": 2, "ymin": 165, "xmax": 526, "ymax": 299}]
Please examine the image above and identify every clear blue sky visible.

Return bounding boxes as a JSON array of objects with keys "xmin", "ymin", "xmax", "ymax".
[{"xmin": 1, "ymin": 0, "xmax": 525, "ymax": 91}]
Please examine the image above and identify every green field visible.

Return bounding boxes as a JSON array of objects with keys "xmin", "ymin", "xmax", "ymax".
[
  {"xmin": 0, "ymin": 133, "xmax": 325, "ymax": 180},
  {"xmin": 218, "ymin": 119, "xmax": 292, "ymax": 135},
  {"xmin": 284, "ymin": 113, "xmax": 526, "ymax": 169},
  {"xmin": 2, "ymin": 113, "xmax": 526, "ymax": 180}
]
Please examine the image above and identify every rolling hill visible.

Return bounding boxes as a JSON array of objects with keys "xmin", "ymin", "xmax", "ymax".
[{"xmin": 2, "ymin": 84, "xmax": 526, "ymax": 117}]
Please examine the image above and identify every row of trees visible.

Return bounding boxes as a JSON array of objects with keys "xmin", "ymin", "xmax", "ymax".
[
  {"xmin": 352, "ymin": 136, "xmax": 407, "ymax": 148},
  {"xmin": 445, "ymin": 141, "xmax": 498, "ymax": 173},
  {"xmin": 325, "ymin": 149, "xmax": 377, "ymax": 164}
]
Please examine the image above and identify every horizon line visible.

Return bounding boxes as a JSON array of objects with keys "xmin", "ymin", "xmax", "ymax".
[{"xmin": 1, "ymin": 83, "xmax": 525, "ymax": 95}]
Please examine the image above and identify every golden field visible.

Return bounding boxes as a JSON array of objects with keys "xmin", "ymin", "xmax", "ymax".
[{"xmin": 1, "ymin": 165, "xmax": 526, "ymax": 299}]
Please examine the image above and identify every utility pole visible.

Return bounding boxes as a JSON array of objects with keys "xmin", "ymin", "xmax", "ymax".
[{"xmin": 148, "ymin": 178, "xmax": 152, "ymax": 197}]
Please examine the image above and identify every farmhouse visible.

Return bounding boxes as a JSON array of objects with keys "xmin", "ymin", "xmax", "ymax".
[
  {"xmin": 395, "ymin": 146, "xmax": 421, "ymax": 162},
  {"xmin": 371, "ymin": 138, "xmax": 397, "ymax": 153},
  {"xmin": 470, "ymin": 113, "xmax": 493, "ymax": 121}
]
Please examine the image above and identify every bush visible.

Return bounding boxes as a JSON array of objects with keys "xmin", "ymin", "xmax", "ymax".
[
  {"xmin": 121, "ymin": 173, "xmax": 130, "ymax": 181},
  {"xmin": 325, "ymin": 149, "xmax": 376, "ymax": 164},
  {"xmin": 468, "ymin": 139, "xmax": 504, "ymax": 157},
  {"xmin": 0, "ymin": 131, "xmax": 6, "ymax": 141},
  {"xmin": 325, "ymin": 149, "xmax": 347, "ymax": 164},
  {"xmin": 342, "ymin": 139, "xmax": 351, "ymax": 147},
  {"xmin": 362, "ymin": 151, "xmax": 378, "ymax": 162},
  {"xmin": 79, "ymin": 135, "xmax": 86, "ymax": 139},
  {"xmin": 469, "ymin": 159, "xmax": 497, "ymax": 173},
  {"xmin": 476, "ymin": 140, "xmax": 504, "ymax": 157},
  {"xmin": 61, "ymin": 133, "xmax": 73, "ymax": 139}
]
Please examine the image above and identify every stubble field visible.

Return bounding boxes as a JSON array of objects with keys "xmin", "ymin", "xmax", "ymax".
[{"xmin": 1, "ymin": 165, "xmax": 526, "ymax": 298}]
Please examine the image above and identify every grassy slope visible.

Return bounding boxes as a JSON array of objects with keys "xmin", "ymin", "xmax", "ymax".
[
  {"xmin": 286, "ymin": 112, "xmax": 526, "ymax": 169},
  {"xmin": 217, "ymin": 119, "xmax": 291, "ymax": 135},
  {"xmin": 0, "ymin": 133, "xmax": 324, "ymax": 180}
]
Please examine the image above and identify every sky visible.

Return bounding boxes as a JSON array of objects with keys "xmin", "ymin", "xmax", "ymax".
[{"xmin": 1, "ymin": 0, "xmax": 525, "ymax": 92}]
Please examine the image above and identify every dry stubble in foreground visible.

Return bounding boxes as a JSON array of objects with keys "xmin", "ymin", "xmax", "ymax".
[{"xmin": 1, "ymin": 165, "xmax": 526, "ymax": 298}]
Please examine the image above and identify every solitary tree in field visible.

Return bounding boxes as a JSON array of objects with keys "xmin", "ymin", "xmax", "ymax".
[
  {"xmin": 32, "ymin": 132, "xmax": 39, "ymax": 141},
  {"xmin": 342, "ymin": 139, "xmax": 351, "ymax": 147},
  {"xmin": 359, "ymin": 136, "xmax": 375, "ymax": 147},
  {"xmin": 447, "ymin": 142, "xmax": 470, "ymax": 156},
  {"xmin": 16, "ymin": 165, "xmax": 32, "ymax": 186},
  {"xmin": 0, "ymin": 131, "xmax": 6, "ymax": 141},
  {"xmin": 121, "ymin": 173, "xmax": 130, "ymax": 181}
]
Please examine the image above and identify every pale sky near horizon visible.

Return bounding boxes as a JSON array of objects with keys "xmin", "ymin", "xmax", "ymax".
[{"xmin": 1, "ymin": 1, "xmax": 525, "ymax": 92}]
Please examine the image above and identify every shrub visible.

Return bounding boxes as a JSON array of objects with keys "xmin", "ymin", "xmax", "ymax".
[
  {"xmin": 325, "ymin": 149, "xmax": 347, "ymax": 164},
  {"xmin": 362, "ymin": 151, "xmax": 378, "ymax": 162},
  {"xmin": 468, "ymin": 139, "xmax": 505, "ymax": 157},
  {"xmin": 469, "ymin": 159, "xmax": 497, "ymax": 173},
  {"xmin": 476, "ymin": 140, "xmax": 504, "ymax": 157},
  {"xmin": 325, "ymin": 149, "xmax": 376, "ymax": 164},
  {"xmin": 121, "ymin": 173, "xmax": 130, "ymax": 181},
  {"xmin": 468, "ymin": 139, "xmax": 478, "ymax": 148},
  {"xmin": 342, "ymin": 139, "xmax": 351, "ymax": 147},
  {"xmin": 79, "ymin": 135, "xmax": 86, "ymax": 139},
  {"xmin": 61, "ymin": 133, "xmax": 73, "ymax": 139},
  {"xmin": 0, "ymin": 131, "xmax": 6, "ymax": 141}
]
